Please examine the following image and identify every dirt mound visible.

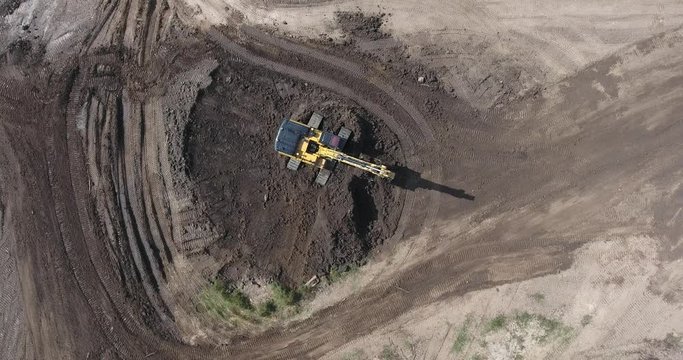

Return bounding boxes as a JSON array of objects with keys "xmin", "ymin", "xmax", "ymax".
[
  {"xmin": 0, "ymin": 0, "xmax": 23, "ymax": 17},
  {"xmin": 5, "ymin": 39, "xmax": 44, "ymax": 66},
  {"xmin": 185, "ymin": 57, "xmax": 404, "ymax": 286},
  {"xmin": 336, "ymin": 11, "xmax": 389, "ymax": 41}
]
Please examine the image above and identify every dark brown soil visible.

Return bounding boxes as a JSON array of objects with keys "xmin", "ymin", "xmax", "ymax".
[
  {"xmin": 185, "ymin": 56, "xmax": 403, "ymax": 286},
  {"xmin": 5, "ymin": 39, "xmax": 44, "ymax": 66},
  {"xmin": 336, "ymin": 11, "xmax": 389, "ymax": 41},
  {"xmin": 0, "ymin": 0, "xmax": 23, "ymax": 17},
  {"xmin": 5, "ymin": 2, "xmax": 682, "ymax": 358}
]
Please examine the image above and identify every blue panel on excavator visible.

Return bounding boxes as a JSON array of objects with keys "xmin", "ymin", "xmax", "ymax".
[
  {"xmin": 321, "ymin": 131, "xmax": 347, "ymax": 150},
  {"xmin": 275, "ymin": 119, "xmax": 309, "ymax": 155}
]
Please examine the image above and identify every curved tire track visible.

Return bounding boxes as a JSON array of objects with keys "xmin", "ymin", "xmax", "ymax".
[
  {"xmin": 206, "ymin": 28, "xmax": 443, "ymax": 276},
  {"xmin": 240, "ymin": 26, "xmax": 445, "ymax": 232},
  {"xmin": 196, "ymin": 27, "xmax": 507, "ymax": 360}
]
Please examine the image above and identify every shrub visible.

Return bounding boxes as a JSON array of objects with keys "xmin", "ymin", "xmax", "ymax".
[
  {"xmin": 485, "ymin": 314, "xmax": 507, "ymax": 333},
  {"xmin": 271, "ymin": 282, "xmax": 301, "ymax": 307},
  {"xmin": 199, "ymin": 280, "xmax": 253, "ymax": 321}
]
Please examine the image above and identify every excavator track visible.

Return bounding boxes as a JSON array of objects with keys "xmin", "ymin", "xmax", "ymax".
[
  {"xmin": 308, "ymin": 112, "xmax": 324, "ymax": 129},
  {"xmin": 314, "ymin": 169, "xmax": 332, "ymax": 185},
  {"xmin": 287, "ymin": 158, "xmax": 301, "ymax": 171},
  {"xmin": 338, "ymin": 127, "xmax": 352, "ymax": 141}
]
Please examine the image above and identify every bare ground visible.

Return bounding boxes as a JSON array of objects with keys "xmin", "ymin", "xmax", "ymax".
[
  {"xmin": 0, "ymin": 0, "xmax": 682, "ymax": 359},
  {"xmin": 185, "ymin": 56, "xmax": 403, "ymax": 286}
]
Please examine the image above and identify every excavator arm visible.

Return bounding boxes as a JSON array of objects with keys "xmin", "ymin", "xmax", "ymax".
[{"xmin": 317, "ymin": 147, "xmax": 395, "ymax": 180}]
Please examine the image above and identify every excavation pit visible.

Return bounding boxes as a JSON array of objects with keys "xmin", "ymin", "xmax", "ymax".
[{"xmin": 185, "ymin": 59, "xmax": 405, "ymax": 286}]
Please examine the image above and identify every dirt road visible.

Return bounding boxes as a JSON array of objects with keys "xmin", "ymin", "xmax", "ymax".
[{"xmin": 1, "ymin": 0, "xmax": 682, "ymax": 359}]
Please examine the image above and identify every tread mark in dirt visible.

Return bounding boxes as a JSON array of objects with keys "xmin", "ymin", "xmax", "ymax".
[
  {"xmin": 221, "ymin": 26, "xmax": 445, "ymax": 271},
  {"xmin": 197, "ymin": 27, "xmax": 485, "ymax": 359}
]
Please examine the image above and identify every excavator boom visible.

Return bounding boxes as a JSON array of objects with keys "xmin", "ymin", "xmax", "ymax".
[{"xmin": 317, "ymin": 147, "xmax": 395, "ymax": 179}]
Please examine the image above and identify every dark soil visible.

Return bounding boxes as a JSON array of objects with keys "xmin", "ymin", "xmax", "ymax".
[
  {"xmin": 0, "ymin": 0, "xmax": 23, "ymax": 17},
  {"xmin": 336, "ymin": 11, "xmax": 389, "ymax": 41},
  {"xmin": 5, "ymin": 39, "xmax": 44, "ymax": 66},
  {"xmin": 6, "ymin": 5, "xmax": 678, "ymax": 358},
  {"xmin": 185, "ymin": 56, "xmax": 403, "ymax": 286}
]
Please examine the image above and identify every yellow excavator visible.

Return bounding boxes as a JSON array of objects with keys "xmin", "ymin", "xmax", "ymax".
[{"xmin": 274, "ymin": 112, "xmax": 395, "ymax": 185}]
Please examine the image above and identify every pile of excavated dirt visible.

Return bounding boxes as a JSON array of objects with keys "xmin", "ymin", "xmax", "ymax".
[
  {"xmin": 185, "ymin": 57, "xmax": 404, "ymax": 286},
  {"xmin": 336, "ymin": 11, "xmax": 389, "ymax": 41},
  {"xmin": 0, "ymin": 0, "xmax": 23, "ymax": 17}
]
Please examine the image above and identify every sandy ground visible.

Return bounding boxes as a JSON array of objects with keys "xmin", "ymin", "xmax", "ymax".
[
  {"xmin": 0, "ymin": 0, "xmax": 682, "ymax": 359},
  {"xmin": 323, "ymin": 235, "xmax": 683, "ymax": 360},
  {"xmin": 183, "ymin": 0, "xmax": 683, "ymax": 108}
]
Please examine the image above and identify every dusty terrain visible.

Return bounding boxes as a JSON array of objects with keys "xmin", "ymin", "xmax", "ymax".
[
  {"xmin": 0, "ymin": 0, "xmax": 682, "ymax": 359},
  {"xmin": 186, "ymin": 57, "xmax": 403, "ymax": 285}
]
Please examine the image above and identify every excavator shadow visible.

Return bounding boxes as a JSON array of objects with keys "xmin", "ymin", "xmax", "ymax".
[{"xmin": 390, "ymin": 166, "xmax": 475, "ymax": 201}]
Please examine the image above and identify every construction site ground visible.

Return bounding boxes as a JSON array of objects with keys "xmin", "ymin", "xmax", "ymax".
[
  {"xmin": 186, "ymin": 57, "xmax": 403, "ymax": 286},
  {"xmin": 1, "ymin": 0, "xmax": 683, "ymax": 359}
]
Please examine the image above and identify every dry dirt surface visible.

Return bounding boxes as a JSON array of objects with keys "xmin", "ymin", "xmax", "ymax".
[{"xmin": 0, "ymin": 0, "xmax": 683, "ymax": 359}]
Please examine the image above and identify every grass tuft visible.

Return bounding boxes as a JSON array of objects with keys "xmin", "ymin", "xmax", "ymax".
[
  {"xmin": 199, "ymin": 280, "xmax": 308, "ymax": 324},
  {"xmin": 341, "ymin": 349, "xmax": 368, "ymax": 360},
  {"xmin": 257, "ymin": 299, "xmax": 277, "ymax": 317},
  {"xmin": 514, "ymin": 311, "xmax": 533, "ymax": 326},
  {"xmin": 271, "ymin": 282, "xmax": 301, "ymax": 308},
  {"xmin": 328, "ymin": 263, "xmax": 359, "ymax": 283},
  {"xmin": 663, "ymin": 332, "xmax": 682, "ymax": 349},
  {"xmin": 379, "ymin": 344, "xmax": 400, "ymax": 360},
  {"xmin": 199, "ymin": 280, "xmax": 254, "ymax": 322},
  {"xmin": 529, "ymin": 292, "xmax": 545, "ymax": 302},
  {"xmin": 511, "ymin": 312, "xmax": 573, "ymax": 343},
  {"xmin": 484, "ymin": 314, "xmax": 507, "ymax": 333},
  {"xmin": 452, "ymin": 317, "xmax": 472, "ymax": 353}
]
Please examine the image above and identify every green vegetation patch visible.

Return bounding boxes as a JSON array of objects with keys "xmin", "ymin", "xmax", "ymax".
[
  {"xmin": 328, "ymin": 263, "xmax": 360, "ymax": 283},
  {"xmin": 379, "ymin": 344, "xmax": 400, "ymax": 360},
  {"xmin": 484, "ymin": 314, "xmax": 507, "ymax": 333},
  {"xmin": 271, "ymin": 282, "xmax": 302, "ymax": 307},
  {"xmin": 445, "ymin": 312, "xmax": 575, "ymax": 359},
  {"xmin": 513, "ymin": 311, "xmax": 573, "ymax": 343},
  {"xmin": 199, "ymin": 280, "xmax": 308, "ymax": 324},
  {"xmin": 341, "ymin": 349, "xmax": 368, "ymax": 360},
  {"xmin": 514, "ymin": 311, "xmax": 534, "ymax": 327},
  {"xmin": 257, "ymin": 299, "xmax": 277, "ymax": 317},
  {"xmin": 452, "ymin": 317, "xmax": 473, "ymax": 354},
  {"xmin": 199, "ymin": 280, "xmax": 254, "ymax": 322}
]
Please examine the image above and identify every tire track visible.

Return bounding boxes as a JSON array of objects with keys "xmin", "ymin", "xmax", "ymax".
[
  {"xmin": 196, "ymin": 28, "xmax": 580, "ymax": 359},
  {"xmin": 216, "ymin": 238, "xmax": 574, "ymax": 360},
  {"xmin": 211, "ymin": 27, "xmax": 446, "ymax": 275},
  {"xmin": 192, "ymin": 26, "xmax": 469, "ymax": 359}
]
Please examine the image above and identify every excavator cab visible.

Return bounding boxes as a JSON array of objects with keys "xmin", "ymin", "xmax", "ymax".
[{"xmin": 305, "ymin": 141, "xmax": 319, "ymax": 154}]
